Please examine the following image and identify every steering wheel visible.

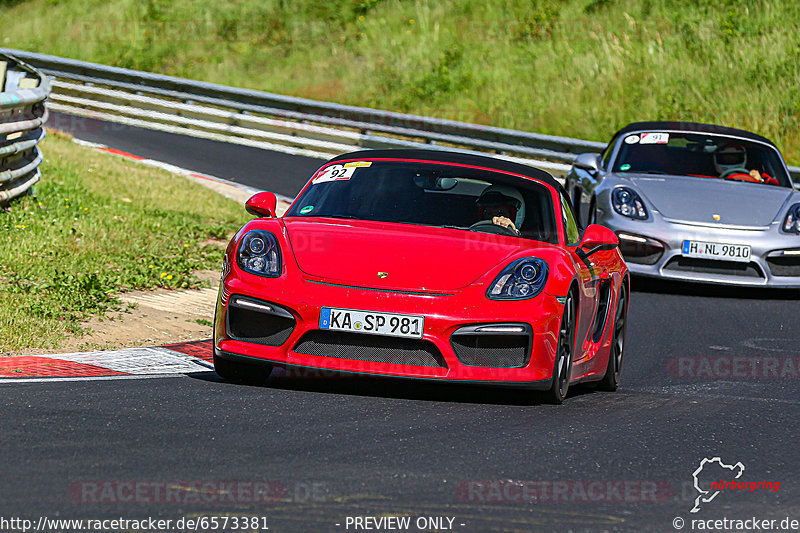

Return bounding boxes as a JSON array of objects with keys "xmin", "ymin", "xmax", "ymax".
[
  {"xmin": 468, "ymin": 221, "xmax": 519, "ymax": 237},
  {"xmin": 720, "ymin": 168, "xmax": 756, "ymax": 182}
]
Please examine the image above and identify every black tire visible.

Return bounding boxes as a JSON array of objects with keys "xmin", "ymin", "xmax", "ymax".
[
  {"xmin": 598, "ymin": 283, "xmax": 627, "ymax": 391},
  {"xmin": 543, "ymin": 292, "xmax": 576, "ymax": 404},
  {"xmin": 213, "ymin": 352, "xmax": 272, "ymax": 384}
]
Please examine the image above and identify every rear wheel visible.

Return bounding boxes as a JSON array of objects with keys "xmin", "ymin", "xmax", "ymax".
[
  {"xmin": 213, "ymin": 352, "xmax": 272, "ymax": 384},
  {"xmin": 543, "ymin": 292, "xmax": 576, "ymax": 404},
  {"xmin": 598, "ymin": 283, "xmax": 627, "ymax": 391}
]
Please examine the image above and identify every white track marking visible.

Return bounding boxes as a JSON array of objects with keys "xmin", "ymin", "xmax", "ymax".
[
  {"xmin": 44, "ymin": 347, "xmax": 212, "ymax": 374},
  {"xmin": 53, "ymin": 102, "xmax": 570, "ymax": 177},
  {"xmin": 0, "ymin": 346, "xmax": 216, "ymax": 385},
  {"xmin": 0, "ymin": 373, "xmax": 196, "ymax": 384},
  {"xmin": 50, "ymin": 102, "xmax": 334, "ymax": 160},
  {"xmin": 68, "ymin": 136, "xmax": 296, "ymax": 205}
]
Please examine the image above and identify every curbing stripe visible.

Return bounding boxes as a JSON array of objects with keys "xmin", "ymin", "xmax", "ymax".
[
  {"xmin": 0, "ymin": 356, "xmax": 129, "ymax": 378},
  {"xmin": 0, "ymin": 374, "xmax": 192, "ymax": 384},
  {"xmin": 67, "ymin": 135, "xmax": 296, "ymax": 205},
  {"xmin": 0, "ymin": 340, "xmax": 215, "ymax": 382},
  {"xmin": 53, "ymin": 347, "xmax": 213, "ymax": 374}
]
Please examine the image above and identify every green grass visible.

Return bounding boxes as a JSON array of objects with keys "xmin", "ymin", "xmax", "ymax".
[
  {"xmin": 3, "ymin": 0, "xmax": 800, "ymax": 161},
  {"xmin": 0, "ymin": 131, "xmax": 248, "ymax": 353}
]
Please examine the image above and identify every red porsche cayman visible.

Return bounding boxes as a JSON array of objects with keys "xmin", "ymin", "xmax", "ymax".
[{"xmin": 213, "ymin": 149, "xmax": 629, "ymax": 403}]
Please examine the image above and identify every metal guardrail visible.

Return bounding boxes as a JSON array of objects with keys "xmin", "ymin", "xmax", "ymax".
[
  {"xmin": 1, "ymin": 48, "xmax": 798, "ymax": 182},
  {"xmin": 0, "ymin": 53, "xmax": 50, "ymax": 204},
  {"xmin": 0, "ymin": 48, "xmax": 607, "ymax": 176}
]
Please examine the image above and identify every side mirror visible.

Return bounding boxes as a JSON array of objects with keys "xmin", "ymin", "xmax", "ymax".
[
  {"xmin": 577, "ymin": 224, "xmax": 618, "ymax": 259},
  {"xmin": 573, "ymin": 153, "xmax": 602, "ymax": 174},
  {"xmin": 245, "ymin": 192, "xmax": 277, "ymax": 218}
]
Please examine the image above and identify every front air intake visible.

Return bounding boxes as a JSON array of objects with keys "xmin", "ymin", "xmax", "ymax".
[
  {"xmin": 226, "ymin": 296, "xmax": 296, "ymax": 346},
  {"xmin": 450, "ymin": 324, "xmax": 532, "ymax": 368}
]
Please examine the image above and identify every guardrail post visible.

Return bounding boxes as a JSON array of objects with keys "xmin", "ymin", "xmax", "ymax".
[{"xmin": 0, "ymin": 53, "xmax": 50, "ymax": 205}]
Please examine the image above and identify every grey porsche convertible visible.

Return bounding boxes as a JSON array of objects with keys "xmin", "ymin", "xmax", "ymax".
[{"xmin": 566, "ymin": 121, "xmax": 800, "ymax": 287}]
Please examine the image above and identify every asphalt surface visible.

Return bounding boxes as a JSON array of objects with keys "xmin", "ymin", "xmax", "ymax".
[
  {"xmin": 3, "ymin": 114, "xmax": 799, "ymax": 532},
  {"xmin": 47, "ymin": 111, "xmax": 324, "ymax": 198}
]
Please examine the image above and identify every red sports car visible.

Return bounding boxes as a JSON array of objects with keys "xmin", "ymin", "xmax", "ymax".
[{"xmin": 213, "ymin": 149, "xmax": 629, "ymax": 403}]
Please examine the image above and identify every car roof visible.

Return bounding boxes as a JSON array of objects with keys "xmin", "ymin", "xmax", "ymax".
[
  {"xmin": 328, "ymin": 149, "xmax": 565, "ymax": 192},
  {"xmin": 611, "ymin": 121, "xmax": 777, "ymax": 147}
]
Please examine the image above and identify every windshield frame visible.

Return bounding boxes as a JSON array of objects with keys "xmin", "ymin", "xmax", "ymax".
[
  {"xmin": 606, "ymin": 129, "xmax": 794, "ymax": 189},
  {"xmin": 285, "ymin": 157, "xmax": 567, "ymax": 245}
]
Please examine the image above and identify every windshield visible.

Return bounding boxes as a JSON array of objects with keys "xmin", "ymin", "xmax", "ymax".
[
  {"xmin": 611, "ymin": 132, "xmax": 791, "ymax": 187},
  {"xmin": 285, "ymin": 160, "xmax": 559, "ymax": 244}
]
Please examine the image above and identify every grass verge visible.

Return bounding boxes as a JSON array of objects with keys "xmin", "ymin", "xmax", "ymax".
[
  {"xmin": 2, "ymin": 0, "xmax": 800, "ymax": 161},
  {"xmin": 0, "ymin": 131, "xmax": 248, "ymax": 353}
]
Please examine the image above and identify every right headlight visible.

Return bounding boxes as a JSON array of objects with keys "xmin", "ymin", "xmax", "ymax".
[
  {"xmin": 611, "ymin": 187, "xmax": 648, "ymax": 220},
  {"xmin": 486, "ymin": 258, "xmax": 549, "ymax": 300},
  {"xmin": 236, "ymin": 230, "xmax": 282, "ymax": 277},
  {"xmin": 783, "ymin": 203, "xmax": 800, "ymax": 234}
]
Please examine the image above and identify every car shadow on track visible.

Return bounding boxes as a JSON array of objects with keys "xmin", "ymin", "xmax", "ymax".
[
  {"xmin": 189, "ymin": 371, "xmax": 609, "ymax": 406},
  {"xmin": 630, "ymin": 275, "xmax": 800, "ymax": 300}
]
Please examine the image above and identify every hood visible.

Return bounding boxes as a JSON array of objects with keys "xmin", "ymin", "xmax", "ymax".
[
  {"xmin": 283, "ymin": 218, "xmax": 530, "ymax": 291},
  {"xmin": 624, "ymin": 174, "xmax": 793, "ymax": 227}
]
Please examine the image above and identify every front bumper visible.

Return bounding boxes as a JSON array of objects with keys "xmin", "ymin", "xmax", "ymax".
[
  {"xmin": 601, "ymin": 210, "xmax": 800, "ymax": 288},
  {"xmin": 214, "ymin": 271, "xmax": 564, "ymax": 387}
]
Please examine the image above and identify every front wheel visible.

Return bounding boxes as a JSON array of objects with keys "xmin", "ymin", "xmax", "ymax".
[
  {"xmin": 598, "ymin": 283, "xmax": 627, "ymax": 391},
  {"xmin": 543, "ymin": 292, "xmax": 576, "ymax": 404}
]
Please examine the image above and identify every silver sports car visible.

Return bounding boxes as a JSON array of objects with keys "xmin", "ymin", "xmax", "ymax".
[{"xmin": 566, "ymin": 121, "xmax": 800, "ymax": 287}]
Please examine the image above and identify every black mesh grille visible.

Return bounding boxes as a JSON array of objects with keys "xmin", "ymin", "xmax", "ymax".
[
  {"xmin": 451, "ymin": 334, "xmax": 530, "ymax": 368},
  {"xmin": 293, "ymin": 331, "xmax": 446, "ymax": 367},
  {"xmin": 227, "ymin": 305, "xmax": 295, "ymax": 346},
  {"xmin": 767, "ymin": 256, "xmax": 800, "ymax": 277},
  {"xmin": 663, "ymin": 257, "xmax": 764, "ymax": 278}
]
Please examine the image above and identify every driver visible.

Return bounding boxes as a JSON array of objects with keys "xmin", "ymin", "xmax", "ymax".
[
  {"xmin": 476, "ymin": 185, "xmax": 525, "ymax": 235},
  {"xmin": 713, "ymin": 143, "xmax": 776, "ymax": 184}
]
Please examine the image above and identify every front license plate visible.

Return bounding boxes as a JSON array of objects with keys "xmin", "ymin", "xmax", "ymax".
[
  {"xmin": 319, "ymin": 308, "xmax": 424, "ymax": 339},
  {"xmin": 682, "ymin": 240, "xmax": 751, "ymax": 263}
]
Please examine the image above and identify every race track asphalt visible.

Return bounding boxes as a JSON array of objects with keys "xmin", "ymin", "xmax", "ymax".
[
  {"xmin": 47, "ymin": 111, "xmax": 324, "ymax": 198},
  {"xmin": 1, "ymin": 113, "xmax": 797, "ymax": 532}
]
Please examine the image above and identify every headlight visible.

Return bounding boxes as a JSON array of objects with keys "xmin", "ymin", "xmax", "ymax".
[
  {"xmin": 783, "ymin": 203, "xmax": 800, "ymax": 234},
  {"xmin": 612, "ymin": 187, "xmax": 648, "ymax": 219},
  {"xmin": 487, "ymin": 258, "xmax": 548, "ymax": 300},
  {"xmin": 237, "ymin": 230, "xmax": 282, "ymax": 277}
]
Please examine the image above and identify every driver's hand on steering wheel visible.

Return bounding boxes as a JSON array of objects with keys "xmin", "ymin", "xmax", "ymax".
[
  {"xmin": 749, "ymin": 169, "xmax": 765, "ymax": 183},
  {"xmin": 492, "ymin": 216, "xmax": 520, "ymax": 235}
]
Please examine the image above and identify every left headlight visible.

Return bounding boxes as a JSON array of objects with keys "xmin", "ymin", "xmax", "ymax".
[
  {"xmin": 237, "ymin": 230, "xmax": 282, "ymax": 277},
  {"xmin": 487, "ymin": 258, "xmax": 548, "ymax": 300},
  {"xmin": 612, "ymin": 187, "xmax": 648, "ymax": 220},
  {"xmin": 783, "ymin": 203, "xmax": 800, "ymax": 234}
]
